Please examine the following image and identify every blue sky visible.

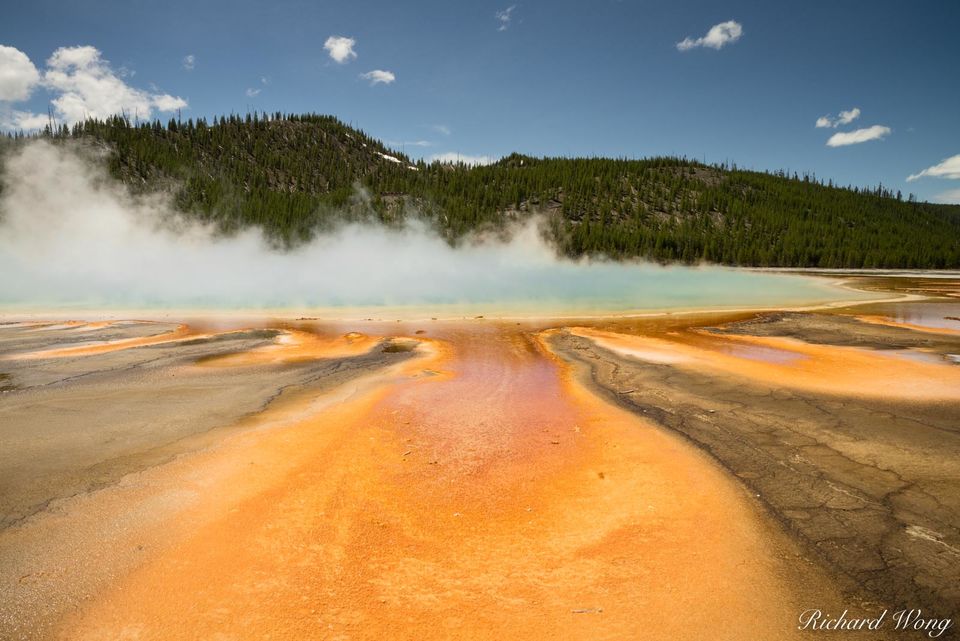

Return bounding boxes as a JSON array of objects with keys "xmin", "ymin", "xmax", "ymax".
[{"xmin": 2, "ymin": 0, "xmax": 958, "ymax": 203}]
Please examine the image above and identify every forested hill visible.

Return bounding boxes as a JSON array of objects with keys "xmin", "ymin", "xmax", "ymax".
[{"xmin": 3, "ymin": 112, "xmax": 960, "ymax": 268}]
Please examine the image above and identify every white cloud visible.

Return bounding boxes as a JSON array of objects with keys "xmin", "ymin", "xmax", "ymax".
[
  {"xmin": 816, "ymin": 107, "xmax": 861, "ymax": 128},
  {"xmin": 182, "ymin": 54, "xmax": 195, "ymax": 71},
  {"xmin": 360, "ymin": 69, "xmax": 395, "ymax": 85},
  {"xmin": 324, "ymin": 36, "xmax": 357, "ymax": 64},
  {"xmin": 152, "ymin": 94, "xmax": 188, "ymax": 111},
  {"xmin": 430, "ymin": 152, "xmax": 497, "ymax": 166},
  {"xmin": 932, "ymin": 188, "xmax": 960, "ymax": 204},
  {"xmin": 676, "ymin": 20, "xmax": 743, "ymax": 51},
  {"xmin": 907, "ymin": 154, "xmax": 960, "ymax": 182},
  {"xmin": 432, "ymin": 124, "xmax": 451, "ymax": 136},
  {"xmin": 1, "ymin": 109, "xmax": 49, "ymax": 131},
  {"xmin": 825, "ymin": 125, "xmax": 891, "ymax": 147},
  {"xmin": 42, "ymin": 46, "xmax": 187, "ymax": 124},
  {"xmin": 244, "ymin": 76, "xmax": 270, "ymax": 98},
  {"xmin": 0, "ymin": 45, "xmax": 41, "ymax": 102},
  {"xmin": 1, "ymin": 45, "xmax": 188, "ymax": 131},
  {"xmin": 837, "ymin": 107, "xmax": 860, "ymax": 126},
  {"xmin": 495, "ymin": 5, "xmax": 517, "ymax": 31},
  {"xmin": 48, "ymin": 45, "xmax": 99, "ymax": 69}
]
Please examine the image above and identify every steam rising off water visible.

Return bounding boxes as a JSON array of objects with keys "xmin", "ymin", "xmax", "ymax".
[{"xmin": 0, "ymin": 142, "xmax": 858, "ymax": 316}]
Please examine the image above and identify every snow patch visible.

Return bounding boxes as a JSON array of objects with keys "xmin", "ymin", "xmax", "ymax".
[{"xmin": 376, "ymin": 152, "xmax": 402, "ymax": 164}]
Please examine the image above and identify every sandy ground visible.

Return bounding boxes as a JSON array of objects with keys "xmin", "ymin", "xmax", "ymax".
[{"xmin": 0, "ymin": 279, "xmax": 957, "ymax": 640}]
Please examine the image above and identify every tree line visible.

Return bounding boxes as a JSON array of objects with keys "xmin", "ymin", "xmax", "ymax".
[{"xmin": 2, "ymin": 112, "xmax": 958, "ymax": 268}]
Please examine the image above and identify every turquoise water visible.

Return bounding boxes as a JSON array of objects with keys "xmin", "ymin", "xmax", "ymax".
[{"xmin": 0, "ymin": 263, "xmax": 872, "ymax": 318}]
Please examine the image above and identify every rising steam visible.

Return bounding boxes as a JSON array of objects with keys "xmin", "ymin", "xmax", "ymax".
[{"xmin": 0, "ymin": 141, "xmax": 842, "ymax": 316}]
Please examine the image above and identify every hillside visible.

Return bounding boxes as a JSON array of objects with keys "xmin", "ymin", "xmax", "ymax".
[{"xmin": 3, "ymin": 113, "xmax": 960, "ymax": 268}]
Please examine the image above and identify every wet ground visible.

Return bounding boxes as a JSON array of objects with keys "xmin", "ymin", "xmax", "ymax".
[
  {"xmin": 0, "ymin": 275, "xmax": 957, "ymax": 640},
  {"xmin": 548, "ymin": 289, "xmax": 960, "ymax": 636}
]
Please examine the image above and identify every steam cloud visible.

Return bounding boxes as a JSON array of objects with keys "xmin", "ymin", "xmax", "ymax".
[{"xmin": 0, "ymin": 142, "xmax": 836, "ymax": 315}]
